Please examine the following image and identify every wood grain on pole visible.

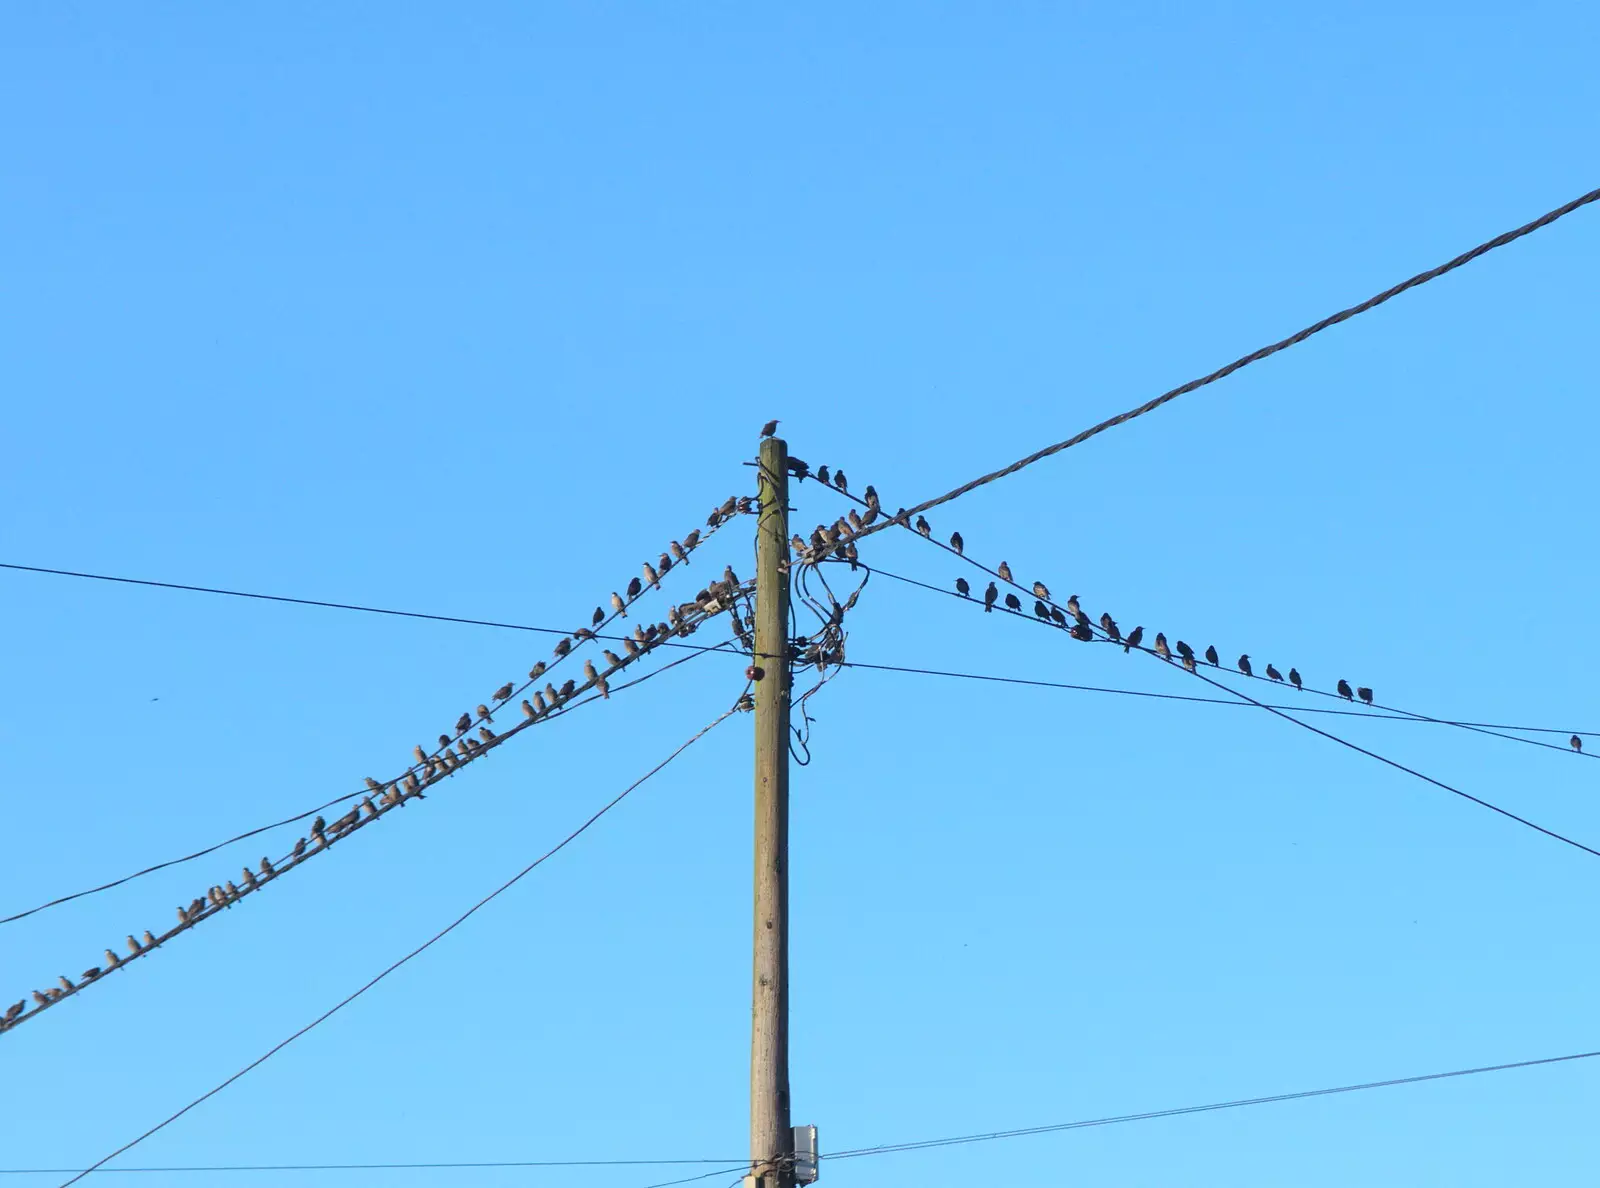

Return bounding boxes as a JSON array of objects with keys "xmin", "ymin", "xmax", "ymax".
[{"xmin": 751, "ymin": 437, "xmax": 793, "ymax": 1187}]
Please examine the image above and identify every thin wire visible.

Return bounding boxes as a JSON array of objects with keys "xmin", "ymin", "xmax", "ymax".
[
  {"xmin": 54, "ymin": 699, "xmax": 744, "ymax": 1188},
  {"xmin": 867, "ymin": 555, "xmax": 1600, "ymax": 860},
  {"xmin": 842, "ymin": 183, "xmax": 1600, "ymax": 547},
  {"xmin": 825, "ymin": 1048, "xmax": 1600, "ymax": 1161},
  {"xmin": 0, "ymin": 562, "xmax": 746, "ymax": 657},
  {"xmin": 851, "ymin": 561, "xmax": 1597, "ymax": 750},
  {"xmin": 2, "ymin": 1159, "xmax": 743, "ymax": 1174}
]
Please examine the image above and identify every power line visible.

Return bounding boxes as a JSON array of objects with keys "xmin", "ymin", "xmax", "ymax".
[
  {"xmin": 849, "ymin": 560, "xmax": 1597, "ymax": 751},
  {"xmin": 841, "ymin": 183, "xmax": 1600, "ymax": 547},
  {"xmin": 1, "ymin": 1158, "xmax": 745, "ymax": 1175},
  {"xmin": 0, "ymin": 634, "xmax": 744, "ymax": 931},
  {"xmin": 824, "ymin": 1048, "xmax": 1600, "ymax": 1161},
  {"xmin": 53, "ymin": 697, "xmax": 746, "ymax": 1188}
]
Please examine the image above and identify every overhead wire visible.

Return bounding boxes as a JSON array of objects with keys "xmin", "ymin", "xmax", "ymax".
[
  {"xmin": 53, "ymin": 694, "xmax": 748, "ymax": 1188},
  {"xmin": 839, "ymin": 183, "xmax": 1600, "ymax": 547}
]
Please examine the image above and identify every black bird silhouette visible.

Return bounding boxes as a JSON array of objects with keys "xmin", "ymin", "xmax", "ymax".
[
  {"xmin": 983, "ymin": 582, "xmax": 998, "ymax": 612},
  {"xmin": 591, "ymin": 607, "xmax": 605, "ymax": 626},
  {"xmin": 1034, "ymin": 600, "xmax": 1051, "ymax": 621},
  {"xmin": 1336, "ymin": 679, "xmax": 1354, "ymax": 700},
  {"xmin": 1070, "ymin": 623, "xmax": 1094, "ymax": 641},
  {"xmin": 956, "ymin": 577, "xmax": 971, "ymax": 597},
  {"xmin": 950, "ymin": 531, "xmax": 964, "ymax": 554},
  {"xmin": 626, "ymin": 576, "xmax": 642, "ymax": 599},
  {"xmin": 1237, "ymin": 655, "xmax": 1253, "ymax": 677},
  {"xmin": 1124, "ymin": 625, "xmax": 1144, "ymax": 653},
  {"xmin": 1004, "ymin": 592, "xmax": 1022, "ymax": 612},
  {"xmin": 1065, "ymin": 594, "xmax": 1081, "ymax": 619},
  {"xmin": 998, "ymin": 561, "xmax": 1013, "ymax": 582},
  {"xmin": 1288, "ymin": 668, "xmax": 1303, "ymax": 690},
  {"xmin": 1357, "ymin": 686, "xmax": 1373, "ymax": 705},
  {"xmin": 915, "ymin": 515, "xmax": 931, "ymax": 537},
  {"xmin": 1205, "ymin": 645, "xmax": 1219, "ymax": 666},
  {"xmin": 491, "ymin": 682, "xmax": 514, "ymax": 702},
  {"xmin": 1265, "ymin": 664, "xmax": 1282, "ymax": 682},
  {"xmin": 454, "ymin": 712, "xmax": 472, "ymax": 735},
  {"xmin": 816, "ymin": 464, "xmax": 831, "ymax": 486},
  {"xmin": 863, "ymin": 483, "xmax": 879, "ymax": 507},
  {"xmin": 1153, "ymin": 633, "xmax": 1171, "ymax": 661},
  {"xmin": 1102, "ymin": 618, "xmax": 1121, "ymax": 644},
  {"xmin": 1175, "ymin": 640, "xmax": 1194, "ymax": 662},
  {"xmin": 760, "ymin": 419, "xmax": 779, "ymax": 438},
  {"xmin": 1049, "ymin": 606, "xmax": 1066, "ymax": 626},
  {"xmin": 834, "ymin": 470, "xmax": 848, "ymax": 493},
  {"xmin": 1572, "ymin": 735, "xmax": 1583, "ymax": 753}
]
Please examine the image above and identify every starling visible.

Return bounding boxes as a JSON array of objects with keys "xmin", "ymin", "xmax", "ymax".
[
  {"xmin": 1153, "ymin": 633, "xmax": 1171, "ymax": 661},
  {"xmin": 143, "ymin": 930, "xmax": 157, "ymax": 948},
  {"xmin": 32, "ymin": 990, "xmax": 48, "ymax": 1007},
  {"xmin": 603, "ymin": 649, "xmax": 624, "ymax": 669},
  {"xmin": 1175, "ymin": 640, "xmax": 1194, "ymax": 662},
  {"xmin": 1070, "ymin": 622, "xmax": 1094, "ymax": 641},
  {"xmin": 583, "ymin": 658, "xmax": 599, "ymax": 686},
  {"xmin": 1572, "ymin": 735, "xmax": 1583, "ymax": 753},
  {"xmin": 1182, "ymin": 654, "xmax": 1198, "ymax": 672},
  {"xmin": 476, "ymin": 703, "xmax": 492, "ymax": 723},
  {"xmin": 984, "ymin": 582, "xmax": 998, "ymax": 612},
  {"xmin": 1288, "ymin": 668, "xmax": 1302, "ymax": 690},
  {"xmin": 492, "ymin": 682, "xmax": 514, "ymax": 703},
  {"xmin": 671, "ymin": 540, "xmax": 689, "ymax": 565},
  {"xmin": 1103, "ymin": 618, "xmax": 1121, "ymax": 644},
  {"xmin": 105, "ymin": 948, "xmax": 120, "ymax": 969},
  {"xmin": 816, "ymin": 464, "xmax": 831, "ymax": 486},
  {"xmin": 1336, "ymin": 679, "xmax": 1354, "ymax": 700},
  {"xmin": 260, "ymin": 856, "xmax": 274, "ymax": 876},
  {"xmin": 683, "ymin": 530, "xmax": 701, "ymax": 549},
  {"xmin": 1034, "ymin": 600, "xmax": 1051, "ymax": 621},
  {"xmin": 724, "ymin": 564, "xmax": 738, "ymax": 587},
  {"xmin": 1074, "ymin": 610, "xmax": 1091, "ymax": 629},
  {"xmin": 560, "ymin": 678, "xmax": 576, "ymax": 699},
  {"xmin": 454, "ymin": 712, "xmax": 472, "ymax": 734},
  {"xmin": 834, "ymin": 470, "xmax": 848, "ymax": 493},
  {"xmin": 127, "ymin": 934, "xmax": 142, "ymax": 955},
  {"xmin": 242, "ymin": 867, "xmax": 259, "ymax": 890},
  {"xmin": 438, "ymin": 733, "xmax": 452, "ymax": 749},
  {"xmin": 863, "ymin": 483, "xmax": 880, "ymax": 508},
  {"xmin": 915, "ymin": 515, "xmax": 931, "ymax": 537},
  {"xmin": 1238, "ymin": 655, "xmax": 1253, "ymax": 677},
  {"xmin": 790, "ymin": 533, "xmax": 807, "ymax": 556},
  {"xmin": 611, "ymin": 592, "xmax": 628, "ymax": 618},
  {"xmin": 787, "ymin": 456, "xmax": 810, "ymax": 480},
  {"xmin": 1124, "ymin": 625, "xmax": 1144, "ymax": 653},
  {"xmin": 658, "ymin": 551, "xmax": 673, "ymax": 572},
  {"xmin": 226, "ymin": 880, "xmax": 242, "ymax": 902},
  {"xmin": 1065, "ymin": 594, "xmax": 1081, "ymax": 619},
  {"xmin": 998, "ymin": 561, "xmax": 1013, "ymax": 583},
  {"xmin": 1099, "ymin": 612, "xmax": 1115, "ymax": 633},
  {"xmin": 293, "ymin": 837, "xmax": 307, "ymax": 859},
  {"xmin": 177, "ymin": 902, "xmax": 191, "ymax": 925},
  {"xmin": 545, "ymin": 682, "xmax": 560, "ymax": 704},
  {"xmin": 847, "ymin": 509, "xmax": 863, "ymax": 533},
  {"xmin": 59, "ymin": 975, "xmax": 78, "ymax": 994},
  {"xmin": 311, "ymin": 815, "xmax": 326, "ymax": 835},
  {"xmin": 1032, "ymin": 581, "xmax": 1051, "ymax": 601},
  {"xmin": 1049, "ymin": 606, "xmax": 1067, "ymax": 627},
  {"xmin": 1004, "ymin": 592, "xmax": 1022, "ymax": 612},
  {"xmin": 363, "ymin": 776, "xmax": 382, "ymax": 792},
  {"xmin": 760, "ymin": 419, "xmax": 779, "ymax": 438},
  {"xmin": 950, "ymin": 531, "xmax": 964, "ymax": 554},
  {"xmin": 478, "ymin": 726, "xmax": 496, "ymax": 744},
  {"xmin": 595, "ymin": 676, "xmax": 610, "ymax": 699},
  {"xmin": 5, "ymin": 1001, "xmax": 23, "ymax": 1021},
  {"xmin": 1357, "ymin": 687, "xmax": 1374, "ymax": 705},
  {"xmin": 626, "ymin": 577, "xmax": 642, "ymax": 600},
  {"xmin": 457, "ymin": 740, "xmax": 473, "ymax": 759},
  {"xmin": 555, "ymin": 639, "xmax": 573, "ymax": 660},
  {"xmin": 413, "ymin": 744, "xmax": 428, "ymax": 765},
  {"xmin": 624, "ymin": 638, "xmax": 641, "ymax": 657},
  {"xmin": 860, "ymin": 505, "xmax": 879, "ymax": 528},
  {"xmin": 1205, "ymin": 645, "xmax": 1219, "ymax": 666},
  {"xmin": 718, "ymin": 496, "xmax": 738, "ymax": 519},
  {"xmin": 522, "ymin": 699, "xmax": 537, "ymax": 720},
  {"xmin": 575, "ymin": 627, "xmax": 596, "ymax": 642},
  {"xmin": 956, "ymin": 577, "xmax": 971, "ymax": 597}
]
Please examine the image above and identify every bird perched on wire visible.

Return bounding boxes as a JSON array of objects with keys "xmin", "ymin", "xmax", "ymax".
[
  {"xmin": 1124, "ymin": 626, "xmax": 1143, "ymax": 653},
  {"xmin": 1357, "ymin": 686, "xmax": 1373, "ymax": 705},
  {"xmin": 522, "ymin": 699, "xmax": 537, "ymax": 720},
  {"xmin": 1004, "ymin": 592, "xmax": 1022, "ymax": 613},
  {"xmin": 949, "ymin": 531, "xmax": 964, "ymax": 555},
  {"xmin": 833, "ymin": 470, "xmax": 848, "ymax": 493},
  {"xmin": 1049, "ymin": 605, "xmax": 1066, "ymax": 627},
  {"xmin": 454, "ymin": 712, "xmax": 472, "ymax": 735},
  {"xmin": 1034, "ymin": 600, "xmax": 1051, "ymax": 621},
  {"xmin": 1265, "ymin": 664, "xmax": 1283, "ymax": 682},
  {"xmin": 1101, "ymin": 616, "xmax": 1121, "ymax": 644},
  {"xmin": 560, "ymin": 678, "xmax": 576, "ymax": 699},
  {"xmin": 1336, "ymin": 679, "xmax": 1354, "ymax": 700},
  {"xmin": 1205, "ymin": 645, "xmax": 1219, "ymax": 666},
  {"xmin": 998, "ymin": 561, "xmax": 1013, "ymax": 583},
  {"xmin": 602, "ymin": 649, "xmax": 624, "ymax": 670},
  {"xmin": 862, "ymin": 483, "xmax": 880, "ymax": 509},
  {"xmin": 1572, "ymin": 735, "xmax": 1584, "ymax": 753},
  {"xmin": 611, "ymin": 591, "xmax": 628, "ymax": 618},
  {"xmin": 476, "ymin": 703, "xmax": 492, "ymax": 723},
  {"xmin": 491, "ymin": 682, "xmax": 514, "ymax": 703},
  {"xmin": 915, "ymin": 515, "xmax": 931, "ymax": 537},
  {"xmin": 626, "ymin": 577, "xmax": 643, "ymax": 600},
  {"xmin": 1064, "ymin": 594, "xmax": 1081, "ymax": 619},
  {"xmin": 1175, "ymin": 640, "xmax": 1194, "ymax": 664},
  {"xmin": 1153, "ymin": 633, "xmax": 1172, "ymax": 661},
  {"xmin": 984, "ymin": 582, "xmax": 998, "ymax": 612},
  {"xmin": 5, "ymin": 1000, "xmax": 24, "ymax": 1022},
  {"xmin": 1289, "ymin": 668, "xmax": 1303, "ymax": 691},
  {"xmin": 670, "ymin": 540, "xmax": 689, "ymax": 566},
  {"xmin": 955, "ymin": 577, "xmax": 971, "ymax": 598},
  {"xmin": 1237, "ymin": 655, "xmax": 1253, "ymax": 677},
  {"xmin": 683, "ymin": 529, "xmax": 702, "ymax": 551},
  {"xmin": 126, "ymin": 934, "xmax": 143, "ymax": 955},
  {"xmin": 1070, "ymin": 623, "xmax": 1094, "ymax": 641},
  {"xmin": 816, "ymin": 464, "xmax": 831, "ymax": 486},
  {"xmin": 478, "ymin": 726, "xmax": 496, "ymax": 745},
  {"xmin": 1032, "ymin": 581, "xmax": 1051, "ymax": 601},
  {"xmin": 760, "ymin": 419, "xmax": 779, "ymax": 438},
  {"xmin": 58, "ymin": 976, "xmax": 77, "ymax": 993},
  {"xmin": 583, "ymin": 658, "xmax": 600, "ymax": 687}
]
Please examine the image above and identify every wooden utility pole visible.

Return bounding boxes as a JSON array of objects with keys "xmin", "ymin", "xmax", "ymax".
[{"xmin": 750, "ymin": 436, "xmax": 793, "ymax": 1188}]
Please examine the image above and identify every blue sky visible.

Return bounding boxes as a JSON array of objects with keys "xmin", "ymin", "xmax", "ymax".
[{"xmin": 2, "ymin": 4, "xmax": 1598, "ymax": 1185}]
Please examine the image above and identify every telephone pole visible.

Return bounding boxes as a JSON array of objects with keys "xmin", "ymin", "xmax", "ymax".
[{"xmin": 750, "ymin": 436, "xmax": 793, "ymax": 1188}]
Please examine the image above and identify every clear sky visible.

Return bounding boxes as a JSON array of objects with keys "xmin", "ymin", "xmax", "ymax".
[{"xmin": 3, "ymin": 5, "xmax": 1597, "ymax": 1186}]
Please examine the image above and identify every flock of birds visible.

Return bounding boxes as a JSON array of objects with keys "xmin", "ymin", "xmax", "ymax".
[{"xmin": 0, "ymin": 496, "xmax": 764, "ymax": 1036}]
